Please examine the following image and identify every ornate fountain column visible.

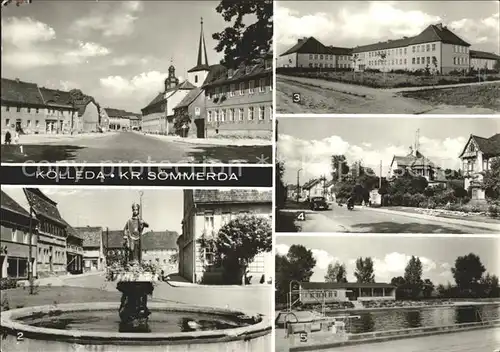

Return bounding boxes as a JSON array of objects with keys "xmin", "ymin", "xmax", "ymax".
[{"xmin": 107, "ymin": 202, "xmax": 159, "ymax": 331}]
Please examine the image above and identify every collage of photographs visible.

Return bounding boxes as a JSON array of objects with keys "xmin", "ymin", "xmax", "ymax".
[{"xmin": 0, "ymin": 1, "xmax": 498, "ymax": 352}]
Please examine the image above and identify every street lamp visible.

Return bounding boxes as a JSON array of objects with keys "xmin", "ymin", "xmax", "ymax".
[{"xmin": 296, "ymin": 169, "xmax": 303, "ymax": 203}]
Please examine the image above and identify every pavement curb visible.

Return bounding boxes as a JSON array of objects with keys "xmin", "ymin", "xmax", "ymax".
[
  {"xmin": 365, "ymin": 207, "xmax": 500, "ymax": 231},
  {"xmin": 165, "ymin": 280, "xmax": 273, "ymax": 289},
  {"xmin": 141, "ymin": 133, "xmax": 272, "ymax": 147}
]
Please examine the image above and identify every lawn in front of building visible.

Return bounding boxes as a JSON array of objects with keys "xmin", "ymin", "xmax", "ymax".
[{"xmin": 400, "ymin": 83, "xmax": 500, "ymax": 110}]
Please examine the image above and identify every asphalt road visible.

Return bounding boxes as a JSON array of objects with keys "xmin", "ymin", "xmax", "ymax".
[
  {"xmin": 276, "ymin": 75, "xmax": 498, "ymax": 114},
  {"xmin": 52, "ymin": 272, "xmax": 272, "ymax": 316},
  {"xmin": 1, "ymin": 132, "xmax": 272, "ymax": 164},
  {"xmin": 292, "ymin": 204, "xmax": 498, "ymax": 234},
  {"xmin": 322, "ymin": 327, "xmax": 500, "ymax": 352}
]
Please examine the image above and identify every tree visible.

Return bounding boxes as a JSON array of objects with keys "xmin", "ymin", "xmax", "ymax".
[
  {"xmin": 404, "ymin": 256, "xmax": 424, "ymax": 298},
  {"xmin": 354, "ymin": 257, "xmax": 375, "ymax": 283},
  {"xmin": 482, "ymin": 158, "xmax": 500, "ymax": 200},
  {"xmin": 391, "ymin": 276, "xmax": 406, "ymax": 286},
  {"xmin": 331, "ymin": 155, "xmax": 350, "ymax": 182},
  {"xmin": 202, "ymin": 214, "xmax": 272, "ymax": 285},
  {"xmin": 173, "ymin": 109, "xmax": 192, "ymax": 137},
  {"xmin": 276, "ymin": 161, "xmax": 287, "ymax": 209},
  {"xmin": 480, "ymin": 273, "xmax": 500, "ymax": 298},
  {"xmin": 275, "ymin": 244, "xmax": 317, "ymax": 304},
  {"xmin": 168, "ymin": 252, "xmax": 178, "ymax": 265},
  {"xmin": 422, "ymin": 279, "xmax": 435, "ymax": 298},
  {"xmin": 212, "ymin": 0, "xmax": 272, "ymax": 68},
  {"xmin": 452, "ymin": 253, "xmax": 486, "ymax": 294},
  {"xmin": 324, "ymin": 262, "xmax": 348, "ymax": 283}
]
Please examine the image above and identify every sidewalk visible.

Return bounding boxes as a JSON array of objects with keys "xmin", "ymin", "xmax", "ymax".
[
  {"xmin": 365, "ymin": 207, "xmax": 500, "ymax": 231},
  {"xmin": 165, "ymin": 273, "xmax": 272, "ymax": 289},
  {"xmin": 142, "ymin": 133, "xmax": 272, "ymax": 147},
  {"xmin": 1, "ymin": 132, "xmax": 117, "ymax": 145},
  {"xmin": 388, "ymin": 79, "xmax": 500, "ymax": 93},
  {"xmin": 32, "ymin": 270, "xmax": 105, "ymax": 287}
]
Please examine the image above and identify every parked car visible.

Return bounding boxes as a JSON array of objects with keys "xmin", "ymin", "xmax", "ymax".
[{"xmin": 309, "ymin": 196, "xmax": 329, "ymax": 210}]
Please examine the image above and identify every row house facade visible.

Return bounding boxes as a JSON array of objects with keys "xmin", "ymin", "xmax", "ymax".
[
  {"xmin": 24, "ymin": 188, "xmax": 68, "ymax": 277},
  {"xmin": 1, "ymin": 190, "xmax": 38, "ymax": 279},
  {"xmin": 75, "ymin": 226, "xmax": 106, "ymax": 272},
  {"xmin": 0, "ymin": 78, "xmax": 104, "ymax": 136},
  {"xmin": 203, "ymin": 52, "xmax": 273, "ymax": 139},
  {"xmin": 459, "ymin": 133, "xmax": 500, "ymax": 201},
  {"xmin": 64, "ymin": 221, "xmax": 83, "ymax": 275},
  {"xmin": 104, "ymin": 108, "xmax": 141, "ymax": 131},
  {"xmin": 141, "ymin": 231, "xmax": 179, "ymax": 275},
  {"xmin": 352, "ymin": 24, "xmax": 471, "ymax": 74},
  {"xmin": 178, "ymin": 190, "xmax": 273, "ymax": 285},
  {"xmin": 278, "ymin": 37, "xmax": 352, "ymax": 69}
]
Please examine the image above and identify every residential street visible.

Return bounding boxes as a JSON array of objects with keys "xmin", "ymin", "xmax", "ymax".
[
  {"xmin": 319, "ymin": 327, "xmax": 500, "ymax": 352},
  {"xmin": 276, "ymin": 75, "xmax": 500, "ymax": 114},
  {"xmin": 288, "ymin": 204, "xmax": 499, "ymax": 234},
  {"xmin": 1, "ymin": 131, "xmax": 272, "ymax": 163}
]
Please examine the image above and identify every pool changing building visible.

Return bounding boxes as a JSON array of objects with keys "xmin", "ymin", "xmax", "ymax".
[{"xmin": 298, "ymin": 282, "xmax": 396, "ymax": 304}]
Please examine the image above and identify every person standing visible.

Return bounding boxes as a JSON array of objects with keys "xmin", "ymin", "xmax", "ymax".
[{"xmin": 4, "ymin": 131, "xmax": 12, "ymax": 145}]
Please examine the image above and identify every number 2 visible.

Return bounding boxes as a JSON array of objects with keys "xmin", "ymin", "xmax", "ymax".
[
  {"xmin": 17, "ymin": 332, "xmax": 23, "ymax": 341},
  {"xmin": 296, "ymin": 211, "xmax": 305, "ymax": 221}
]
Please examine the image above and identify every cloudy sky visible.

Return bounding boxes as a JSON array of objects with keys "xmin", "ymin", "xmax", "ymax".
[
  {"xmin": 276, "ymin": 1, "xmax": 499, "ymax": 55},
  {"xmin": 1, "ymin": 1, "xmax": 224, "ymax": 112},
  {"xmin": 2, "ymin": 187, "xmax": 184, "ymax": 233},
  {"xmin": 277, "ymin": 117, "xmax": 500, "ymax": 185},
  {"xmin": 276, "ymin": 235, "xmax": 500, "ymax": 286}
]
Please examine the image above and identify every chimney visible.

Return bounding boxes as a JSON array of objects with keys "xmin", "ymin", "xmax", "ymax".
[
  {"xmin": 436, "ymin": 23, "xmax": 443, "ymax": 30},
  {"xmin": 15, "ymin": 78, "xmax": 20, "ymax": 83}
]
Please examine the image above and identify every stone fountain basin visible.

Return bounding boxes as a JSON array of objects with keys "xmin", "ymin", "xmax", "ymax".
[{"xmin": 0, "ymin": 302, "xmax": 272, "ymax": 352}]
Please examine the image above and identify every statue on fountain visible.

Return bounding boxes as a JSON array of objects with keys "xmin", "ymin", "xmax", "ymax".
[
  {"xmin": 123, "ymin": 203, "xmax": 149, "ymax": 263},
  {"xmin": 116, "ymin": 202, "xmax": 153, "ymax": 332}
]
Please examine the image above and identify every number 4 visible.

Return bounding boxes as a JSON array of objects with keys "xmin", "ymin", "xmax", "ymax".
[{"xmin": 296, "ymin": 211, "xmax": 305, "ymax": 221}]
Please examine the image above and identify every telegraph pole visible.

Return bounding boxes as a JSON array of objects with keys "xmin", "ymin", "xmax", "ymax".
[
  {"xmin": 296, "ymin": 169, "xmax": 302, "ymax": 203},
  {"xmin": 28, "ymin": 205, "xmax": 33, "ymax": 294}
]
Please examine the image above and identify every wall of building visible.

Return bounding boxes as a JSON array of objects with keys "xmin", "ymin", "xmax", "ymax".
[
  {"xmin": 188, "ymin": 70, "xmax": 210, "ymax": 88},
  {"xmin": 441, "ymin": 43, "xmax": 469, "ymax": 73},
  {"xmin": 142, "ymin": 249, "xmax": 177, "ymax": 274},
  {"xmin": 108, "ymin": 117, "xmax": 131, "ymax": 131},
  {"xmin": 0, "ymin": 223, "xmax": 36, "ymax": 278},
  {"xmin": 192, "ymin": 203, "xmax": 272, "ymax": 284},
  {"xmin": 205, "ymin": 76, "xmax": 272, "ymax": 139},
  {"xmin": 142, "ymin": 112, "xmax": 165, "ymax": 133},
  {"xmin": 167, "ymin": 90, "xmax": 190, "ymax": 117},
  {"xmin": 297, "ymin": 53, "xmax": 337, "ymax": 68},
  {"xmin": 185, "ymin": 91, "xmax": 206, "ymax": 138},
  {"xmin": 37, "ymin": 231, "xmax": 67, "ymax": 276},
  {"xmin": 471, "ymin": 58, "xmax": 497, "ymax": 70},
  {"xmin": 80, "ymin": 102, "xmax": 100, "ymax": 133},
  {"xmin": 1, "ymin": 105, "xmax": 77, "ymax": 135},
  {"xmin": 277, "ymin": 53, "xmax": 297, "ymax": 68},
  {"xmin": 300, "ymin": 289, "xmax": 349, "ymax": 304}
]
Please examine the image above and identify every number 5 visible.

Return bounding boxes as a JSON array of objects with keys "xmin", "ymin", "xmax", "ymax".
[{"xmin": 299, "ymin": 332, "xmax": 308, "ymax": 342}]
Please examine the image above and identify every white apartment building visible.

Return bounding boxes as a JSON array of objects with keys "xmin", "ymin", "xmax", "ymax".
[
  {"xmin": 470, "ymin": 50, "xmax": 500, "ymax": 70},
  {"xmin": 353, "ymin": 24, "xmax": 471, "ymax": 74},
  {"xmin": 278, "ymin": 37, "xmax": 352, "ymax": 69}
]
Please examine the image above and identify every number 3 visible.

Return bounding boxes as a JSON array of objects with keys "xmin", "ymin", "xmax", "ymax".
[{"xmin": 292, "ymin": 93, "xmax": 301, "ymax": 103}]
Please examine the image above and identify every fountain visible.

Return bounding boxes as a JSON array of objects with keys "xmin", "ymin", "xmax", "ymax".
[{"xmin": 0, "ymin": 202, "xmax": 271, "ymax": 351}]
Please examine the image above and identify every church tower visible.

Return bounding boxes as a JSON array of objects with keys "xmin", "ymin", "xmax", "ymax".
[
  {"xmin": 165, "ymin": 62, "xmax": 180, "ymax": 91},
  {"xmin": 188, "ymin": 17, "xmax": 210, "ymax": 87}
]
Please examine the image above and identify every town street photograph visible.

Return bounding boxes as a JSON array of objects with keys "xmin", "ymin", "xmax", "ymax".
[
  {"xmin": 1, "ymin": 0, "xmax": 273, "ymax": 164},
  {"xmin": 274, "ymin": 235, "xmax": 500, "ymax": 352},
  {"xmin": 0, "ymin": 187, "xmax": 273, "ymax": 351},
  {"xmin": 276, "ymin": 117, "xmax": 500, "ymax": 234},
  {"xmin": 275, "ymin": 1, "xmax": 500, "ymax": 114}
]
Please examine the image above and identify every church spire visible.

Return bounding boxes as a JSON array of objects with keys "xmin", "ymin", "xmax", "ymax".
[{"xmin": 196, "ymin": 17, "xmax": 209, "ymax": 67}]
